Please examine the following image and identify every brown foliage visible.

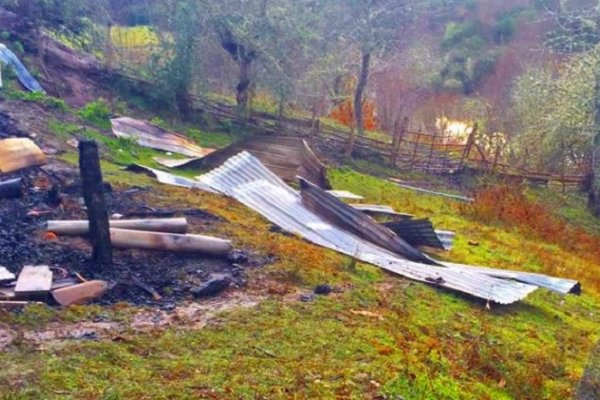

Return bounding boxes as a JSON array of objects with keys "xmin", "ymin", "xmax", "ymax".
[
  {"xmin": 329, "ymin": 100, "xmax": 377, "ymax": 131},
  {"xmin": 463, "ymin": 186, "xmax": 600, "ymax": 290}
]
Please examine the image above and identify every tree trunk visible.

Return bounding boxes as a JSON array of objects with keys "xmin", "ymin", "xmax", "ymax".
[
  {"xmin": 78, "ymin": 140, "xmax": 112, "ymax": 269},
  {"xmin": 237, "ymin": 59, "xmax": 253, "ymax": 119},
  {"xmin": 346, "ymin": 52, "xmax": 371, "ymax": 157},
  {"xmin": 587, "ymin": 65, "xmax": 600, "ymax": 216}
]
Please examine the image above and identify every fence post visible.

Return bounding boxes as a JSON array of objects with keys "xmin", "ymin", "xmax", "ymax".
[
  {"xmin": 459, "ymin": 122, "xmax": 477, "ymax": 171},
  {"xmin": 390, "ymin": 117, "xmax": 408, "ymax": 167},
  {"xmin": 309, "ymin": 119, "xmax": 320, "ymax": 146},
  {"xmin": 410, "ymin": 132, "xmax": 421, "ymax": 171},
  {"xmin": 427, "ymin": 129, "xmax": 437, "ymax": 173}
]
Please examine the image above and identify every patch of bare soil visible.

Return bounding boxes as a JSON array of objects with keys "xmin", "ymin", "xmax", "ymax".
[
  {"xmin": 0, "ymin": 292, "xmax": 262, "ymax": 350},
  {"xmin": 0, "ymin": 167, "xmax": 271, "ymax": 306}
]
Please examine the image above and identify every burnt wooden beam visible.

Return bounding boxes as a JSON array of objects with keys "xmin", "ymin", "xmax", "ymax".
[
  {"xmin": 78, "ymin": 140, "xmax": 112, "ymax": 269},
  {"xmin": 0, "ymin": 178, "xmax": 22, "ymax": 199}
]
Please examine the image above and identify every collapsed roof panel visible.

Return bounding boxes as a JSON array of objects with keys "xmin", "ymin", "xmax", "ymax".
[
  {"xmin": 196, "ymin": 151, "xmax": 579, "ymax": 304},
  {"xmin": 110, "ymin": 117, "xmax": 213, "ymax": 158},
  {"xmin": 0, "ymin": 43, "xmax": 44, "ymax": 92},
  {"xmin": 0, "ymin": 138, "xmax": 46, "ymax": 173},
  {"xmin": 178, "ymin": 135, "xmax": 331, "ymax": 189},
  {"xmin": 384, "ymin": 219, "xmax": 453, "ymax": 250},
  {"xmin": 299, "ymin": 178, "xmax": 437, "ymax": 265}
]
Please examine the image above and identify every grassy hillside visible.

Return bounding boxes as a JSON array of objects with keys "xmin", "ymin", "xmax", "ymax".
[{"xmin": 1, "ymin": 142, "xmax": 599, "ymax": 398}]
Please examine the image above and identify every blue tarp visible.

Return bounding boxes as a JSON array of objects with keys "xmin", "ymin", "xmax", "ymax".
[{"xmin": 0, "ymin": 43, "xmax": 44, "ymax": 92}]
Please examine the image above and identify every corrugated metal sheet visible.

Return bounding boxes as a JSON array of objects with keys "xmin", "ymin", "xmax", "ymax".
[
  {"xmin": 180, "ymin": 135, "xmax": 331, "ymax": 189},
  {"xmin": 0, "ymin": 43, "xmax": 44, "ymax": 92},
  {"xmin": 350, "ymin": 204, "xmax": 414, "ymax": 218},
  {"xmin": 384, "ymin": 219, "xmax": 454, "ymax": 250},
  {"xmin": 196, "ymin": 151, "xmax": 579, "ymax": 304},
  {"xmin": 0, "ymin": 138, "xmax": 46, "ymax": 173},
  {"xmin": 125, "ymin": 164, "xmax": 217, "ymax": 193},
  {"xmin": 111, "ymin": 117, "xmax": 213, "ymax": 158},
  {"xmin": 299, "ymin": 178, "xmax": 438, "ymax": 265}
]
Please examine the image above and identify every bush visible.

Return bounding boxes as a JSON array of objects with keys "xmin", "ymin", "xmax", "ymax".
[
  {"xmin": 11, "ymin": 41, "xmax": 24, "ymax": 55},
  {"xmin": 3, "ymin": 89, "xmax": 69, "ymax": 112},
  {"xmin": 78, "ymin": 99, "xmax": 111, "ymax": 129}
]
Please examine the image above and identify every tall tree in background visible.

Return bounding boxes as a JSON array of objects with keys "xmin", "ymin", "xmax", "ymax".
[
  {"xmin": 140, "ymin": 0, "xmax": 203, "ymax": 116},
  {"xmin": 540, "ymin": 0, "xmax": 600, "ymax": 215},
  {"xmin": 208, "ymin": 0, "xmax": 272, "ymax": 117},
  {"xmin": 332, "ymin": 0, "xmax": 416, "ymax": 156}
]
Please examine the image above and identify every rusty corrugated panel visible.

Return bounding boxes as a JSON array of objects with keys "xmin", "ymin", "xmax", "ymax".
[
  {"xmin": 196, "ymin": 151, "xmax": 579, "ymax": 304},
  {"xmin": 384, "ymin": 219, "xmax": 454, "ymax": 250},
  {"xmin": 299, "ymin": 178, "xmax": 438, "ymax": 265},
  {"xmin": 0, "ymin": 138, "xmax": 46, "ymax": 173},
  {"xmin": 178, "ymin": 135, "xmax": 331, "ymax": 189},
  {"xmin": 111, "ymin": 117, "xmax": 213, "ymax": 158}
]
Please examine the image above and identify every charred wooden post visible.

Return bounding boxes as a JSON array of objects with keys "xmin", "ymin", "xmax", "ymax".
[
  {"xmin": 0, "ymin": 178, "xmax": 22, "ymax": 199},
  {"xmin": 78, "ymin": 140, "xmax": 112, "ymax": 269}
]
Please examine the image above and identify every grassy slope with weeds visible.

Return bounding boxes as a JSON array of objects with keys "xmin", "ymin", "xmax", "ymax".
[
  {"xmin": 2, "ymin": 161, "xmax": 600, "ymax": 399},
  {"xmin": 1, "ymin": 88, "xmax": 600, "ymax": 398}
]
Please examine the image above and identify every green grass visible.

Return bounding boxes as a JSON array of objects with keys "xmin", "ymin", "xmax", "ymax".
[{"xmin": 2, "ymin": 163, "xmax": 600, "ymax": 399}]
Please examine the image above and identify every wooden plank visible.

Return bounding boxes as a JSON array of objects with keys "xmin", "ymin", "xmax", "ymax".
[
  {"xmin": 14, "ymin": 266, "xmax": 53, "ymax": 296},
  {"xmin": 52, "ymin": 280, "xmax": 109, "ymax": 306}
]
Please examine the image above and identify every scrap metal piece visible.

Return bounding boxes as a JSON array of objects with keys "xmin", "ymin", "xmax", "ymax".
[
  {"xmin": 350, "ymin": 204, "xmax": 414, "ymax": 218},
  {"xmin": 390, "ymin": 179, "xmax": 474, "ymax": 202},
  {"xmin": 125, "ymin": 164, "xmax": 217, "ymax": 193},
  {"xmin": 326, "ymin": 190, "xmax": 364, "ymax": 200},
  {"xmin": 195, "ymin": 152, "xmax": 578, "ymax": 304},
  {"xmin": 384, "ymin": 219, "xmax": 455, "ymax": 250},
  {"xmin": 111, "ymin": 117, "xmax": 213, "ymax": 158},
  {"xmin": 442, "ymin": 262, "xmax": 580, "ymax": 295},
  {"xmin": 0, "ymin": 43, "xmax": 44, "ymax": 92},
  {"xmin": 0, "ymin": 266, "xmax": 15, "ymax": 282},
  {"xmin": 177, "ymin": 135, "xmax": 331, "ymax": 189},
  {"xmin": 153, "ymin": 156, "xmax": 197, "ymax": 169},
  {"xmin": 0, "ymin": 138, "xmax": 46, "ymax": 173},
  {"xmin": 299, "ymin": 178, "xmax": 438, "ymax": 265}
]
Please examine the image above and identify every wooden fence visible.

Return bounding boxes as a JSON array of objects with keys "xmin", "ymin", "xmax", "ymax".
[{"xmin": 117, "ymin": 72, "xmax": 589, "ymax": 188}]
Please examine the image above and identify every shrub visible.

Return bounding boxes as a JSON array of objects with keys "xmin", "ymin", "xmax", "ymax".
[{"xmin": 78, "ymin": 99, "xmax": 111, "ymax": 129}]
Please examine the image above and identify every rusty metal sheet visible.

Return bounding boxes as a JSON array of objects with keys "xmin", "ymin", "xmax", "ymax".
[
  {"xmin": 111, "ymin": 117, "xmax": 213, "ymax": 158},
  {"xmin": 299, "ymin": 178, "xmax": 438, "ymax": 265},
  {"xmin": 196, "ymin": 152, "xmax": 579, "ymax": 304},
  {"xmin": 0, "ymin": 138, "xmax": 46, "ymax": 173},
  {"xmin": 384, "ymin": 219, "xmax": 454, "ymax": 250},
  {"xmin": 176, "ymin": 135, "xmax": 331, "ymax": 189}
]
